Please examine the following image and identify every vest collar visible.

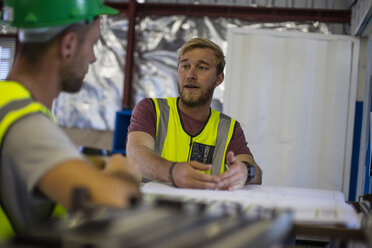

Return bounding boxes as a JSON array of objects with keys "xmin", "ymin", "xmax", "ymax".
[{"xmin": 176, "ymin": 97, "xmax": 212, "ymax": 138}]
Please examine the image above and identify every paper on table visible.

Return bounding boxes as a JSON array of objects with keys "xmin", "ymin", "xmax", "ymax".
[{"xmin": 141, "ymin": 182, "xmax": 360, "ymax": 228}]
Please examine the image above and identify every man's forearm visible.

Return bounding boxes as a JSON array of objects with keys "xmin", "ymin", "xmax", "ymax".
[
  {"xmin": 38, "ymin": 160, "xmax": 141, "ymax": 209},
  {"xmin": 126, "ymin": 144, "xmax": 171, "ymax": 182}
]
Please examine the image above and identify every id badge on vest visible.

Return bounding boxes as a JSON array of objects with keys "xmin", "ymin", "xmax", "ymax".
[{"xmin": 190, "ymin": 142, "xmax": 215, "ymax": 164}]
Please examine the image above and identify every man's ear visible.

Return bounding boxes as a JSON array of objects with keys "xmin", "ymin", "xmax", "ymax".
[
  {"xmin": 215, "ymin": 72, "xmax": 224, "ymax": 87},
  {"xmin": 59, "ymin": 32, "xmax": 78, "ymax": 61}
]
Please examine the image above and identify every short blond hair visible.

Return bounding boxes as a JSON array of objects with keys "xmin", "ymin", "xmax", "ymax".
[{"xmin": 178, "ymin": 38, "xmax": 225, "ymax": 75}]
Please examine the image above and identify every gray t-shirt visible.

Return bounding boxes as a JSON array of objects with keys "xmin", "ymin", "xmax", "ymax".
[{"xmin": 0, "ymin": 113, "xmax": 83, "ymax": 234}]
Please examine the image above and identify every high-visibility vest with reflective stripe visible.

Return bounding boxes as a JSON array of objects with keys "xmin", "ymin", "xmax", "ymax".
[
  {"xmin": 0, "ymin": 81, "xmax": 66, "ymax": 239},
  {"xmin": 153, "ymin": 97, "xmax": 236, "ymax": 175},
  {"xmin": 0, "ymin": 81, "xmax": 53, "ymax": 146}
]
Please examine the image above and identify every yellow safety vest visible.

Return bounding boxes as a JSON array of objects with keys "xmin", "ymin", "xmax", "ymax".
[
  {"xmin": 0, "ymin": 81, "xmax": 66, "ymax": 240},
  {"xmin": 153, "ymin": 97, "xmax": 236, "ymax": 175}
]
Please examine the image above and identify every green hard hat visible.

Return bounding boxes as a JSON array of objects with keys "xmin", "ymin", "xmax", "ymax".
[{"xmin": 2, "ymin": 0, "xmax": 118, "ymax": 29}]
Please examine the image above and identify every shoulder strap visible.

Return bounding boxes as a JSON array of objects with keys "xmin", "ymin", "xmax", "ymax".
[
  {"xmin": 211, "ymin": 112, "xmax": 235, "ymax": 175},
  {"xmin": 154, "ymin": 98, "xmax": 171, "ymax": 155}
]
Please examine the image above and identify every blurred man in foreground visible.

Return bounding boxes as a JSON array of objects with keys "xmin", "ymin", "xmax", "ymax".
[{"xmin": 0, "ymin": 0, "xmax": 140, "ymax": 236}]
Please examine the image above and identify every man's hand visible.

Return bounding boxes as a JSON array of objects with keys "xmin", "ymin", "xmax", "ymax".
[
  {"xmin": 102, "ymin": 154, "xmax": 141, "ymax": 206},
  {"xmin": 38, "ymin": 156, "xmax": 142, "ymax": 210},
  {"xmin": 171, "ymin": 161, "xmax": 221, "ymax": 189},
  {"xmin": 218, "ymin": 151, "xmax": 248, "ymax": 191},
  {"xmin": 103, "ymin": 154, "xmax": 140, "ymax": 182},
  {"xmin": 85, "ymin": 153, "xmax": 141, "ymax": 188}
]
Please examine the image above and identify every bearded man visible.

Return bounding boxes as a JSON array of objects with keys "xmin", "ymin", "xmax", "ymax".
[
  {"xmin": 0, "ymin": 0, "xmax": 140, "ymax": 237},
  {"xmin": 127, "ymin": 38, "xmax": 262, "ymax": 190}
]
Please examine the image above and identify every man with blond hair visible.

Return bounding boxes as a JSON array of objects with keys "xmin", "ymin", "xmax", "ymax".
[{"xmin": 127, "ymin": 38, "xmax": 262, "ymax": 190}]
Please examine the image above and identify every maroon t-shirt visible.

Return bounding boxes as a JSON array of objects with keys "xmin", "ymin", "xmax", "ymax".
[{"xmin": 127, "ymin": 98, "xmax": 252, "ymax": 157}]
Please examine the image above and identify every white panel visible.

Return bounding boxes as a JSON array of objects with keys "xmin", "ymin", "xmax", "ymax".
[
  {"xmin": 0, "ymin": 37, "xmax": 16, "ymax": 80},
  {"xmin": 224, "ymin": 28, "xmax": 359, "ymax": 195}
]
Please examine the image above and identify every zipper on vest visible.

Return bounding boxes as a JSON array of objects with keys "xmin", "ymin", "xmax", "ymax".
[{"xmin": 187, "ymin": 137, "xmax": 193, "ymax": 161}]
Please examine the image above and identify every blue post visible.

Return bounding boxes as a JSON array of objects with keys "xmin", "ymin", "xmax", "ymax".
[
  {"xmin": 112, "ymin": 108, "xmax": 133, "ymax": 155},
  {"xmin": 349, "ymin": 101, "xmax": 363, "ymax": 201}
]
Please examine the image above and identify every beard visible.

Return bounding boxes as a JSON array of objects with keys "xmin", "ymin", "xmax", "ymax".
[
  {"xmin": 60, "ymin": 71, "xmax": 85, "ymax": 93},
  {"xmin": 60, "ymin": 54, "xmax": 87, "ymax": 93},
  {"xmin": 178, "ymin": 81, "xmax": 215, "ymax": 107}
]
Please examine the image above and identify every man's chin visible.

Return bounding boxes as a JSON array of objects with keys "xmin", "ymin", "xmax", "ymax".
[
  {"xmin": 62, "ymin": 81, "xmax": 84, "ymax": 94},
  {"xmin": 65, "ymin": 88, "xmax": 82, "ymax": 94},
  {"xmin": 180, "ymin": 97, "xmax": 201, "ymax": 107}
]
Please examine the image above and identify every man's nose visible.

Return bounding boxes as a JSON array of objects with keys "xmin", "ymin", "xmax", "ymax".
[
  {"xmin": 186, "ymin": 67, "xmax": 197, "ymax": 81},
  {"xmin": 90, "ymin": 52, "xmax": 97, "ymax": 64}
]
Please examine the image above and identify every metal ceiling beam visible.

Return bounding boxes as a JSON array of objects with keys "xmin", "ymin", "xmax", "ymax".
[
  {"xmin": 107, "ymin": 2, "xmax": 351, "ymax": 23},
  {"xmin": 135, "ymin": 3, "xmax": 351, "ymax": 23}
]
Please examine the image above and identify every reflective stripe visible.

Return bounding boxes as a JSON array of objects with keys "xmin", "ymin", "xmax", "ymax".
[
  {"xmin": 211, "ymin": 113, "xmax": 231, "ymax": 176},
  {"xmin": 0, "ymin": 98, "xmax": 33, "ymax": 123},
  {"xmin": 0, "ymin": 102, "xmax": 52, "ymax": 147},
  {"xmin": 154, "ymin": 99, "xmax": 170, "ymax": 155}
]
